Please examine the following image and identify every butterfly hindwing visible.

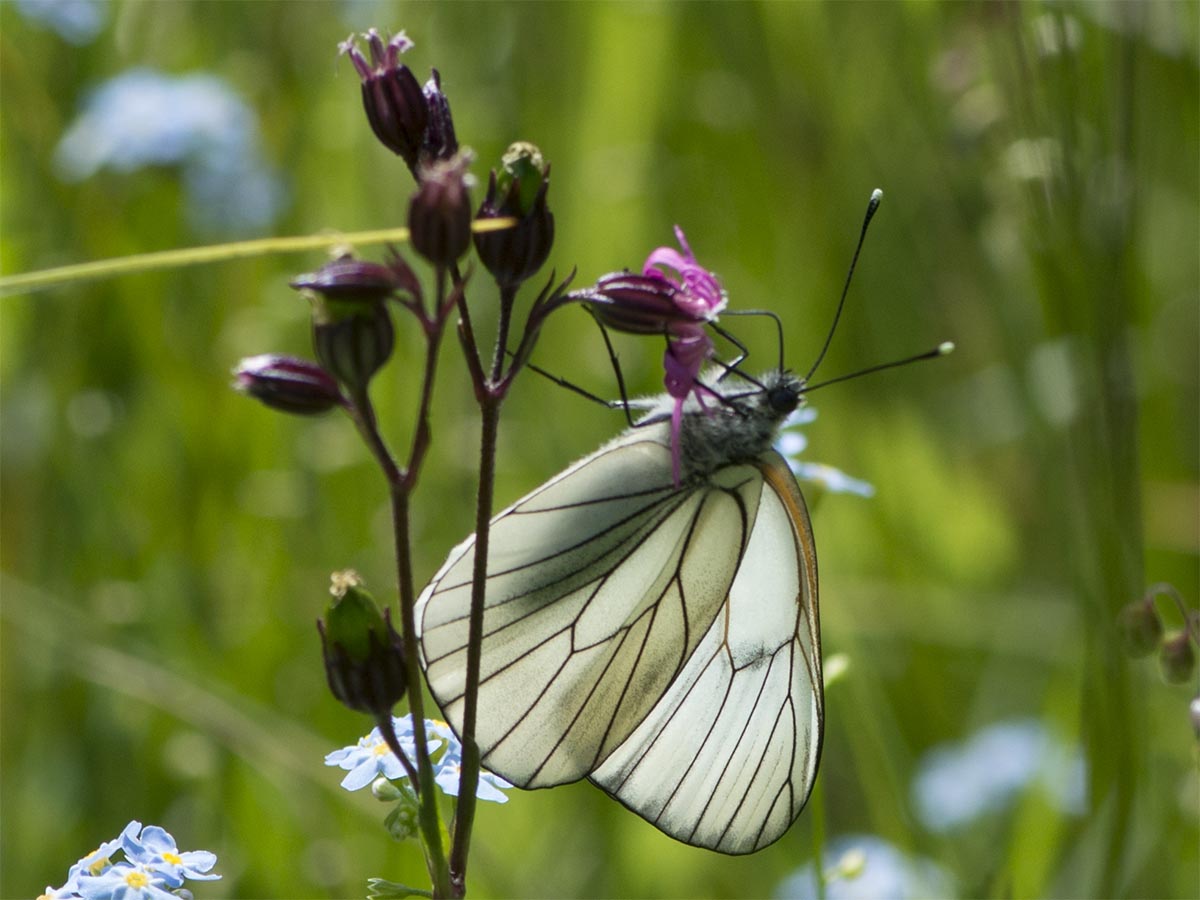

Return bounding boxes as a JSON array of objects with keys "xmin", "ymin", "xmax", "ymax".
[{"xmin": 590, "ymin": 450, "xmax": 822, "ymax": 854}]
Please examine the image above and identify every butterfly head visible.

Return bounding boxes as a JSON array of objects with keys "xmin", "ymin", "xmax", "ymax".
[
  {"xmin": 765, "ymin": 371, "xmax": 805, "ymax": 419},
  {"xmin": 671, "ymin": 369, "xmax": 806, "ymax": 481}
]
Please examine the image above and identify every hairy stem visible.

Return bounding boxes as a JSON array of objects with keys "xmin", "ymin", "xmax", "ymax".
[
  {"xmin": 448, "ymin": 394, "xmax": 499, "ymax": 897},
  {"xmin": 448, "ymin": 274, "xmax": 521, "ymax": 896},
  {"xmin": 391, "ymin": 483, "xmax": 453, "ymax": 899},
  {"xmin": 490, "ymin": 286, "xmax": 517, "ymax": 383},
  {"xmin": 402, "ymin": 293, "xmax": 447, "ymax": 491},
  {"xmin": 351, "ymin": 386, "xmax": 452, "ymax": 899}
]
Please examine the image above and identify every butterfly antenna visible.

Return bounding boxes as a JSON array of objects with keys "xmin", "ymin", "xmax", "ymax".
[
  {"xmin": 718, "ymin": 308, "xmax": 786, "ymax": 371},
  {"xmin": 709, "ymin": 356, "xmax": 766, "ymax": 390},
  {"xmin": 804, "ymin": 188, "xmax": 883, "ymax": 383},
  {"xmin": 805, "ymin": 341, "xmax": 954, "ymax": 393}
]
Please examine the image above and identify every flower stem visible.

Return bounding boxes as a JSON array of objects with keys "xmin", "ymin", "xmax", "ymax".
[
  {"xmin": 490, "ymin": 286, "xmax": 517, "ymax": 383},
  {"xmin": 446, "ymin": 268, "xmax": 568, "ymax": 894},
  {"xmin": 350, "ymin": 385, "xmax": 451, "ymax": 899},
  {"xmin": 0, "ymin": 218, "xmax": 515, "ymax": 297},
  {"xmin": 377, "ymin": 713, "xmax": 420, "ymax": 787},
  {"xmin": 448, "ymin": 392, "xmax": 498, "ymax": 897},
  {"xmin": 447, "ymin": 272, "xmax": 522, "ymax": 896},
  {"xmin": 811, "ymin": 775, "xmax": 827, "ymax": 900},
  {"xmin": 390, "ymin": 483, "xmax": 452, "ymax": 899}
]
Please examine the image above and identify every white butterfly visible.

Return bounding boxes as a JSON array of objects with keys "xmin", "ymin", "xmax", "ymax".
[{"xmin": 415, "ymin": 368, "xmax": 821, "ymax": 854}]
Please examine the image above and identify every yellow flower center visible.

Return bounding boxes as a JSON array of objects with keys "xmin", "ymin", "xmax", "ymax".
[
  {"xmin": 163, "ymin": 851, "xmax": 182, "ymax": 865},
  {"xmin": 86, "ymin": 854, "xmax": 111, "ymax": 877},
  {"xmin": 125, "ymin": 870, "xmax": 151, "ymax": 889},
  {"xmin": 372, "ymin": 741, "xmax": 391, "ymax": 757}
]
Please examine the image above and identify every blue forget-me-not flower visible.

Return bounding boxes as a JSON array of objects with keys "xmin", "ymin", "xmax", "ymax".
[
  {"xmin": 776, "ymin": 408, "xmax": 875, "ymax": 498},
  {"xmin": 54, "ymin": 68, "xmax": 283, "ymax": 235},
  {"xmin": 16, "ymin": 0, "xmax": 106, "ymax": 45},
  {"xmin": 40, "ymin": 821, "xmax": 220, "ymax": 900},
  {"xmin": 326, "ymin": 714, "xmax": 513, "ymax": 802},
  {"xmin": 776, "ymin": 833, "xmax": 955, "ymax": 900},
  {"xmin": 911, "ymin": 717, "xmax": 1086, "ymax": 833}
]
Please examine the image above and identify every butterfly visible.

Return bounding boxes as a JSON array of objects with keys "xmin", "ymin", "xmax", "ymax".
[{"xmin": 415, "ymin": 367, "xmax": 822, "ymax": 854}]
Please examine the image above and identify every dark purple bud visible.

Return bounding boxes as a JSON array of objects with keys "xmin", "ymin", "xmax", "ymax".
[
  {"xmin": 582, "ymin": 272, "xmax": 692, "ymax": 335},
  {"xmin": 319, "ymin": 571, "xmax": 407, "ymax": 716},
  {"xmin": 408, "ymin": 151, "xmax": 473, "ymax": 267},
  {"xmin": 291, "ymin": 256, "xmax": 404, "ymax": 303},
  {"xmin": 233, "ymin": 354, "xmax": 346, "ymax": 416},
  {"xmin": 341, "ymin": 29, "xmax": 428, "ymax": 172},
  {"xmin": 1117, "ymin": 597, "xmax": 1164, "ymax": 658},
  {"xmin": 293, "ymin": 259, "xmax": 396, "ymax": 394},
  {"xmin": 474, "ymin": 143, "xmax": 555, "ymax": 290},
  {"xmin": 420, "ymin": 69, "xmax": 458, "ymax": 165},
  {"xmin": 1159, "ymin": 631, "xmax": 1196, "ymax": 684},
  {"xmin": 310, "ymin": 300, "xmax": 395, "ymax": 395}
]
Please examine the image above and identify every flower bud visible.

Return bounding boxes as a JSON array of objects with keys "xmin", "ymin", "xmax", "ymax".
[
  {"xmin": 384, "ymin": 797, "xmax": 420, "ymax": 841},
  {"xmin": 233, "ymin": 354, "xmax": 346, "ymax": 415},
  {"xmin": 1189, "ymin": 695, "xmax": 1200, "ymax": 740},
  {"xmin": 408, "ymin": 151, "xmax": 473, "ymax": 267},
  {"xmin": 341, "ymin": 29, "xmax": 428, "ymax": 172},
  {"xmin": 474, "ymin": 142, "xmax": 555, "ymax": 290},
  {"xmin": 420, "ymin": 69, "xmax": 458, "ymax": 165},
  {"xmin": 293, "ymin": 257, "xmax": 398, "ymax": 394},
  {"xmin": 1159, "ymin": 631, "xmax": 1196, "ymax": 685},
  {"xmin": 372, "ymin": 777, "xmax": 406, "ymax": 802},
  {"xmin": 582, "ymin": 271, "xmax": 689, "ymax": 335},
  {"xmin": 291, "ymin": 257, "xmax": 404, "ymax": 303},
  {"xmin": 318, "ymin": 570, "xmax": 407, "ymax": 716},
  {"xmin": 1117, "ymin": 597, "xmax": 1164, "ymax": 658},
  {"xmin": 312, "ymin": 304, "xmax": 394, "ymax": 394}
]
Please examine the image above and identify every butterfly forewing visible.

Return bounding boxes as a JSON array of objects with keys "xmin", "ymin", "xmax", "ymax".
[
  {"xmin": 416, "ymin": 434, "xmax": 760, "ymax": 789},
  {"xmin": 590, "ymin": 451, "xmax": 821, "ymax": 854}
]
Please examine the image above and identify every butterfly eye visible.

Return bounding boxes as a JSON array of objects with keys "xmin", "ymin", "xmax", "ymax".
[{"xmin": 767, "ymin": 382, "xmax": 800, "ymax": 416}]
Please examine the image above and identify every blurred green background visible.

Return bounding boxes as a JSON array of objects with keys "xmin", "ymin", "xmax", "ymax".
[{"xmin": 2, "ymin": 2, "xmax": 1197, "ymax": 898}]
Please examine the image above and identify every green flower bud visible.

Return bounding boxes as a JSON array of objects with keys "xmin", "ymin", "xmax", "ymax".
[
  {"xmin": 1159, "ymin": 631, "xmax": 1196, "ymax": 685},
  {"xmin": 293, "ymin": 256, "xmax": 400, "ymax": 394},
  {"xmin": 496, "ymin": 142, "xmax": 546, "ymax": 217},
  {"xmin": 371, "ymin": 776, "xmax": 405, "ymax": 802},
  {"xmin": 384, "ymin": 792, "xmax": 420, "ymax": 842},
  {"xmin": 1117, "ymin": 597, "xmax": 1164, "ymax": 658},
  {"xmin": 318, "ymin": 571, "xmax": 407, "ymax": 715},
  {"xmin": 324, "ymin": 571, "xmax": 386, "ymax": 660},
  {"xmin": 474, "ymin": 142, "xmax": 554, "ymax": 290}
]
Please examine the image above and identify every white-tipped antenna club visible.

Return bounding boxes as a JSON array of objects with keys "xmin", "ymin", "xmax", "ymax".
[
  {"xmin": 804, "ymin": 339, "xmax": 954, "ymax": 394},
  {"xmin": 804, "ymin": 188, "xmax": 884, "ymax": 382}
]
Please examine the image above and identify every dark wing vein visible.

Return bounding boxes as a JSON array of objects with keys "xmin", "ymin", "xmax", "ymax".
[
  {"xmin": 589, "ymin": 455, "xmax": 824, "ymax": 854},
  {"xmin": 417, "ymin": 442, "xmax": 758, "ymax": 790}
]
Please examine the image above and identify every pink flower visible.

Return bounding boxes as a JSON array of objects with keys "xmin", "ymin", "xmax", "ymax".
[
  {"xmin": 578, "ymin": 226, "xmax": 727, "ymax": 484},
  {"xmin": 662, "ymin": 331, "xmax": 722, "ymax": 484},
  {"xmin": 644, "ymin": 227, "xmax": 726, "ymax": 484},
  {"xmin": 642, "ymin": 225, "xmax": 727, "ymax": 323}
]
